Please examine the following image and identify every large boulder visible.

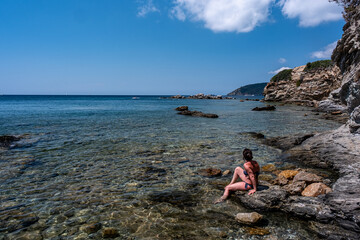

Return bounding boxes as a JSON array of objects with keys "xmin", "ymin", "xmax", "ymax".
[
  {"xmin": 293, "ymin": 171, "xmax": 322, "ymax": 184},
  {"xmin": 301, "ymin": 183, "xmax": 332, "ymax": 197}
]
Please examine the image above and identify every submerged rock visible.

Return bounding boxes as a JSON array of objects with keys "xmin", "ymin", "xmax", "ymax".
[
  {"xmin": 147, "ymin": 190, "xmax": 195, "ymax": 208},
  {"xmin": 102, "ymin": 228, "xmax": 119, "ymax": 238},
  {"xmin": 197, "ymin": 168, "xmax": 222, "ymax": 177},
  {"xmin": 244, "ymin": 227, "xmax": 270, "ymax": 236},
  {"xmin": 178, "ymin": 110, "xmax": 219, "ymax": 118},
  {"xmin": 0, "ymin": 135, "xmax": 21, "ymax": 148},
  {"xmin": 235, "ymin": 212, "xmax": 263, "ymax": 224},
  {"xmin": 252, "ymin": 105, "xmax": 276, "ymax": 111},
  {"xmin": 301, "ymin": 183, "xmax": 332, "ymax": 197},
  {"xmin": 80, "ymin": 223, "xmax": 102, "ymax": 234}
]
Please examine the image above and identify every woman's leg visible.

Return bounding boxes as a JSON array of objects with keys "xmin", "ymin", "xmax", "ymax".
[
  {"xmin": 214, "ymin": 182, "xmax": 251, "ymax": 204},
  {"xmin": 214, "ymin": 167, "xmax": 252, "ymax": 204},
  {"xmin": 223, "ymin": 182, "xmax": 251, "ymax": 199},
  {"xmin": 230, "ymin": 167, "xmax": 251, "ymax": 184}
]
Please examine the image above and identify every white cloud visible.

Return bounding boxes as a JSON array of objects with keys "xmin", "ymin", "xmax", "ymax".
[
  {"xmin": 311, "ymin": 41, "xmax": 338, "ymax": 59},
  {"xmin": 269, "ymin": 67, "xmax": 291, "ymax": 74},
  {"xmin": 171, "ymin": 0, "xmax": 274, "ymax": 33},
  {"xmin": 137, "ymin": 0, "xmax": 159, "ymax": 17},
  {"xmin": 279, "ymin": 58, "xmax": 287, "ymax": 63},
  {"xmin": 280, "ymin": 0, "xmax": 343, "ymax": 27}
]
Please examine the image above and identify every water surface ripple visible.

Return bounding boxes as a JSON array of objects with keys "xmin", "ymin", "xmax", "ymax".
[{"xmin": 0, "ymin": 96, "xmax": 340, "ymax": 239}]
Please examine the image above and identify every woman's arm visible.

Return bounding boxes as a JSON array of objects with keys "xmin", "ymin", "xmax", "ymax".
[{"xmin": 244, "ymin": 165, "xmax": 257, "ymax": 195}]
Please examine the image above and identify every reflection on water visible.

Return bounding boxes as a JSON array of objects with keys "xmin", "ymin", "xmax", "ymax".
[{"xmin": 0, "ymin": 96, "xmax": 340, "ymax": 239}]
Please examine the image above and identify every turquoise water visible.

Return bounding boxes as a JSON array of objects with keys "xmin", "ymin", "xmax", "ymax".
[{"xmin": 0, "ymin": 96, "xmax": 340, "ymax": 239}]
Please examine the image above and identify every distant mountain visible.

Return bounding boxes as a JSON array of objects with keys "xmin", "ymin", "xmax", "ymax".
[{"xmin": 228, "ymin": 82, "xmax": 267, "ymax": 96}]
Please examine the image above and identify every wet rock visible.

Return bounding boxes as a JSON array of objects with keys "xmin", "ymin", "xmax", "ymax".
[
  {"xmin": 243, "ymin": 132, "xmax": 265, "ymax": 139},
  {"xmin": 278, "ymin": 170, "xmax": 299, "ymax": 180},
  {"xmin": 178, "ymin": 110, "xmax": 219, "ymax": 118},
  {"xmin": 293, "ymin": 171, "xmax": 322, "ymax": 183},
  {"xmin": 175, "ymin": 106, "xmax": 188, "ymax": 111},
  {"xmin": 102, "ymin": 228, "xmax": 119, "ymax": 238},
  {"xmin": 244, "ymin": 227, "xmax": 270, "ymax": 236},
  {"xmin": 222, "ymin": 170, "xmax": 231, "ymax": 176},
  {"xmin": 283, "ymin": 181, "xmax": 306, "ymax": 195},
  {"xmin": 197, "ymin": 168, "xmax": 222, "ymax": 177},
  {"xmin": 0, "ymin": 135, "xmax": 21, "ymax": 148},
  {"xmin": 301, "ymin": 183, "xmax": 332, "ymax": 197},
  {"xmin": 261, "ymin": 164, "xmax": 276, "ymax": 172},
  {"xmin": 80, "ymin": 223, "xmax": 102, "ymax": 234},
  {"xmin": 309, "ymin": 221, "xmax": 360, "ymax": 240},
  {"xmin": 282, "ymin": 196, "xmax": 333, "ymax": 220},
  {"xmin": 263, "ymin": 133, "xmax": 315, "ymax": 151},
  {"xmin": 235, "ymin": 212, "xmax": 263, "ymax": 224},
  {"xmin": 252, "ymin": 105, "xmax": 276, "ymax": 111}
]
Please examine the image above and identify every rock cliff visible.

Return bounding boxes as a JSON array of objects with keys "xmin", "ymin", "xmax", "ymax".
[
  {"xmin": 263, "ymin": 63, "xmax": 341, "ymax": 107},
  {"xmin": 318, "ymin": 4, "xmax": 360, "ymax": 133}
]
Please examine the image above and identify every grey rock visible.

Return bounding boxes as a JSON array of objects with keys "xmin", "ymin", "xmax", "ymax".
[{"xmin": 235, "ymin": 184, "xmax": 287, "ymax": 210}]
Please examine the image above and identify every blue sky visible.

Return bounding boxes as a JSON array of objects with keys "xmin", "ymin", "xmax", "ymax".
[{"xmin": 0, "ymin": 0, "xmax": 345, "ymax": 95}]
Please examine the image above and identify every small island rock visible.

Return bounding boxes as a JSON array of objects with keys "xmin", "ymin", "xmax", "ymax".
[
  {"xmin": 175, "ymin": 106, "xmax": 188, "ymax": 111},
  {"xmin": 252, "ymin": 105, "xmax": 276, "ymax": 111}
]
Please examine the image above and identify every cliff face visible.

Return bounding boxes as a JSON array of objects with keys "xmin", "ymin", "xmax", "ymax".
[
  {"xmin": 319, "ymin": 5, "xmax": 360, "ymax": 133},
  {"xmin": 263, "ymin": 64, "xmax": 341, "ymax": 107}
]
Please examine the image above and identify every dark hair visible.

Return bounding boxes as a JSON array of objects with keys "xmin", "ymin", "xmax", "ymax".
[{"xmin": 243, "ymin": 148, "xmax": 253, "ymax": 161}]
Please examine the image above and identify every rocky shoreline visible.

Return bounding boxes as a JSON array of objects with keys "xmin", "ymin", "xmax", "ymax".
[
  {"xmin": 232, "ymin": 125, "xmax": 360, "ymax": 239},
  {"xmin": 239, "ymin": 5, "xmax": 360, "ymax": 238}
]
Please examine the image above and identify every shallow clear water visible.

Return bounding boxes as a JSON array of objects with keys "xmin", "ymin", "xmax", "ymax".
[{"xmin": 0, "ymin": 96, "xmax": 341, "ymax": 239}]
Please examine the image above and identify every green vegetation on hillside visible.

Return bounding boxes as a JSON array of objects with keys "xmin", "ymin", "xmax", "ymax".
[
  {"xmin": 270, "ymin": 69, "xmax": 292, "ymax": 82},
  {"xmin": 228, "ymin": 82, "xmax": 267, "ymax": 96},
  {"xmin": 304, "ymin": 60, "xmax": 333, "ymax": 71}
]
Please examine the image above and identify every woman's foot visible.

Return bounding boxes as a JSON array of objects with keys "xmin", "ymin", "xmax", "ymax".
[{"xmin": 213, "ymin": 197, "xmax": 226, "ymax": 204}]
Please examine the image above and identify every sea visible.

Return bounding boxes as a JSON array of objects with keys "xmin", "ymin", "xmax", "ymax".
[{"xmin": 0, "ymin": 95, "xmax": 341, "ymax": 239}]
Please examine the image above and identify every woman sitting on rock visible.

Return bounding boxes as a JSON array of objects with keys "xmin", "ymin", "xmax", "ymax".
[{"xmin": 214, "ymin": 148, "xmax": 260, "ymax": 204}]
